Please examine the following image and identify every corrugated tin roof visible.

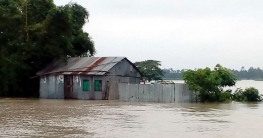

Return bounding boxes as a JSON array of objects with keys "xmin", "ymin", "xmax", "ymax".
[{"xmin": 36, "ymin": 57, "xmax": 127, "ymax": 76}]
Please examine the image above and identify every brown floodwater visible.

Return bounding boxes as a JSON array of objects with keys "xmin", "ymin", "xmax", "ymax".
[{"xmin": 1, "ymin": 98, "xmax": 263, "ymax": 138}]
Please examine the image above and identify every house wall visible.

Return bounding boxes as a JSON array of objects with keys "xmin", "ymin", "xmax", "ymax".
[
  {"xmin": 72, "ymin": 75, "xmax": 105, "ymax": 100},
  {"xmin": 39, "ymin": 75, "xmax": 64, "ymax": 99},
  {"xmin": 72, "ymin": 75, "xmax": 127, "ymax": 100},
  {"xmin": 108, "ymin": 58, "xmax": 141, "ymax": 84},
  {"xmin": 40, "ymin": 75, "xmax": 106, "ymax": 100}
]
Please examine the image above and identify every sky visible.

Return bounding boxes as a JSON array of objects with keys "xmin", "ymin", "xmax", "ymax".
[{"xmin": 54, "ymin": 0, "xmax": 263, "ymax": 70}]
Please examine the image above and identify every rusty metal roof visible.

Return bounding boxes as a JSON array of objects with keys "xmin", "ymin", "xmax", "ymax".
[{"xmin": 36, "ymin": 57, "xmax": 141, "ymax": 76}]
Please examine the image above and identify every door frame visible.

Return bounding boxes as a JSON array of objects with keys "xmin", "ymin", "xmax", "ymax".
[{"xmin": 64, "ymin": 75, "xmax": 73, "ymax": 99}]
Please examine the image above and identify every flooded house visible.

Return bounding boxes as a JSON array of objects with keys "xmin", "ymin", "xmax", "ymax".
[{"xmin": 36, "ymin": 57, "xmax": 142, "ymax": 100}]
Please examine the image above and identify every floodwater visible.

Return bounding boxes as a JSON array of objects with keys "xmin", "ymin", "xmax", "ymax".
[{"xmin": 1, "ymin": 80, "xmax": 263, "ymax": 138}]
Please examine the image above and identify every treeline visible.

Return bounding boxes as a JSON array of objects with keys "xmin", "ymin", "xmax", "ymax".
[
  {"xmin": 162, "ymin": 67, "xmax": 263, "ymax": 80},
  {"xmin": 162, "ymin": 69, "xmax": 184, "ymax": 80},
  {"xmin": 230, "ymin": 67, "xmax": 263, "ymax": 80},
  {"xmin": 0, "ymin": 1, "xmax": 95, "ymax": 97}
]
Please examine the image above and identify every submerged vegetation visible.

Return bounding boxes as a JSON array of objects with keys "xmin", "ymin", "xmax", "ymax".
[
  {"xmin": 232, "ymin": 87, "xmax": 262, "ymax": 102},
  {"xmin": 183, "ymin": 64, "xmax": 262, "ymax": 102}
]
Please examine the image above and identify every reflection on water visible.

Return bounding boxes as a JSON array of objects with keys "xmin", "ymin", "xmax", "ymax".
[{"xmin": 1, "ymin": 99, "xmax": 263, "ymax": 138}]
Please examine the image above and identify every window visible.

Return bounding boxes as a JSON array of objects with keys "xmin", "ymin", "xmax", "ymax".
[
  {"xmin": 83, "ymin": 80, "xmax": 90, "ymax": 91},
  {"xmin": 94, "ymin": 80, "xmax": 102, "ymax": 91}
]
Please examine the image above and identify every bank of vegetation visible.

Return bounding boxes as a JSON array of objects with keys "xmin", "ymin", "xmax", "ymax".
[
  {"xmin": 0, "ymin": 1, "xmax": 95, "ymax": 97},
  {"xmin": 182, "ymin": 64, "xmax": 262, "ymax": 102}
]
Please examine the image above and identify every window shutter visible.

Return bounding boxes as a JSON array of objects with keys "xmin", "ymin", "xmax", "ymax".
[{"xmin": 83, "ymin": 80, "xmax": 90, "ymax": 91}]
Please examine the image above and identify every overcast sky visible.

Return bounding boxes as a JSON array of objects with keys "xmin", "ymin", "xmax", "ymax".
[{"xmin": 54, "ymin": 0, "xmax": 263, "ymax": 70}]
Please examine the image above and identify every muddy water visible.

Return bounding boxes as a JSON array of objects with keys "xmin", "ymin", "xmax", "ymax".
[{"xmin": 1, "ymin": 99, "xmax": 263, "ymax": 138}]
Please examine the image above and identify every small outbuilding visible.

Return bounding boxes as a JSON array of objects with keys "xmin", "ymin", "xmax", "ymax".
[{"xmin": 36, "ymin": 57, "xmax": 142, "ymax": 100}]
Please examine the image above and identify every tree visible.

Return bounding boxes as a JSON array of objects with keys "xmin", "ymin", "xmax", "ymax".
[
  {"xmin": 162, "ymin": 68, "xmax": 183, "ymax": 80},
  {"xmin": 0, "ymin": 0, "xmax": 95, "ymax": 97},
  {"xmin": 183, "ymin": 64, "xmax": 237, "ymax": 102},
  {"xmin": 134, "ymin": 60, "xmax": 164, "ymax": 82}
]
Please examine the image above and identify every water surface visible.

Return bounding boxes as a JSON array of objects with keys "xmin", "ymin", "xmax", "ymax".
[
  {"xmin": 1, "ymin": 80, "xmax": 263, "ymax": 138},
  {"xmin": 1, "ymin": 99, "xmax": 263, "ymax": 138}
]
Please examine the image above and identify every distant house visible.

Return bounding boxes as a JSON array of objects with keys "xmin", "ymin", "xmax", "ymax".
[{"xmin": 36, "ymin": 57, "xmax": 142, "ymax": 100}]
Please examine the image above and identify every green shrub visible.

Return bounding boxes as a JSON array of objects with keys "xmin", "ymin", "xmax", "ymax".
[
  {"xmin": 218, "ymin": 91, "xmax": 232, "ymax": 102},
  {"xmin": 183, "ymin": 64, "xmax": 237, "ymax": 102},
  {"xmin": 243, "ymin": 87, "xmax": 262, "ymax": 101},
  {"xmin": 198, "ymin": 90, "xmax": 232, "ymax": 103},
  {"xmin": 232, "ymin": 87, "xmax": 262, "ymax": 102},
  {"xmin": 232, "ymin": 88, "xmax": 247, "ymax": 102}
]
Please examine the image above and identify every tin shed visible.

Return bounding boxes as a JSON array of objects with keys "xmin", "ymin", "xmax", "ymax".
[{"xmin": 36, "ymin": 57, "xmax": 142, "ymax": 100}]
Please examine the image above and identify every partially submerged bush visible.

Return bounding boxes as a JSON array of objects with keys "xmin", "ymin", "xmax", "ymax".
[
  {"xmin": 232, "ymin": 88, "xmax": 246, "ymax": 102},
  {"xmin": 182, "ymin": 64, "xmax": 263, "ymax": 103},
  {"xmin": 183, "ymin": 64, "xmax": 237, "ymax": 102},
  {"xmin": 233, "ymin": 87, "xmax": 262, "ymax": 102},
  {"xmin": 218, "ymin": 91, "xmax": 232, "ymax": 102}
]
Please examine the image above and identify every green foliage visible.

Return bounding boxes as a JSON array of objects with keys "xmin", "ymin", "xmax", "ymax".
[
  {"xmin": 134, "ymin": 60, "xmax": 164, "ymax": 81},
  {"xmin": 0, "ymin": 0, "xmax": 95, "ymax": 97},
  {"xmin": 218, "ymin": 91, "xmax": 232, "ymax": 102},
  {"xmin": 162, "ymin": 66, "xmax": 263, "ymax": 81},
  {"xmin": 233, "ymin": 87, "xmax": 262, "ymax": 102},
  {"xmin": 183, "ymin": 64, "xmax": 237, "ymax": 102}
]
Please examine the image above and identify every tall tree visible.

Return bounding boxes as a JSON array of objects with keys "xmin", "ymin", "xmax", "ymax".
[
  {"xmin": 0, "ymin": 0, "xmax": 95, "ymax": 97},
  {"xmin": 134, "ymin": 60, "xmax": 164, "ymax": 82}
]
